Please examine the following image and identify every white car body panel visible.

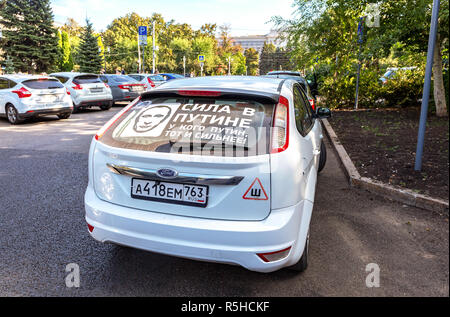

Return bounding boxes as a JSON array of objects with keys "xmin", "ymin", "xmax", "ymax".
[
  {"xmin": 0, "ymin": 75, "xmax": 73, "ymax": 118},
  {"xmin": 85, "ymin": 76, "xmax": 325, "ymax": 272},
  {"xmin": 50, "ymin": 73, "xmax": 113, "ymax": 108}
]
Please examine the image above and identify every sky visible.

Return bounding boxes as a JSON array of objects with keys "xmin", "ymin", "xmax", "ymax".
[{"xmin": 50, "ymin": 0, "xmax": 296, "ymax": 36}]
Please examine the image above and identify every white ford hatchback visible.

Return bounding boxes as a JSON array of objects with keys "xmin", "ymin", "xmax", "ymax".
[{"xmin": 85, "ymin": 76, "xmax": 331, "ymax": 273}]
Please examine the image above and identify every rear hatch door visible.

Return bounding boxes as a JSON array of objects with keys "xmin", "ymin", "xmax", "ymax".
[{"xmin": 93, "ymin": 92, "xmax": 276, "ymax": 221}]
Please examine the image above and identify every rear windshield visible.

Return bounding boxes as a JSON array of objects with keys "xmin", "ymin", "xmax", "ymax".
[
  {"xmin": 73, "ymin": 75, "xmax": 102, "ymax": 84},
  {"xmin": 109, "ymin": 75, "xmax": 136, "ymax": 83},
  {"xmin": 149, "ymin": 75, "xmax": 164, "ymax": 81},
  {"xmin": 100, "ymin": 96, "xmax": 275, "ymax": 157},
  {"xmin": 22, "ymin": 79, "xmax": 64, "ymax": 89},
  {"xmin": 128, "ymin": 75, "xmax": 143, "ymax": 81}
]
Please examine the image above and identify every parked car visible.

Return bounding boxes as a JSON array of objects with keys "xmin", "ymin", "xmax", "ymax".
[
  {"xmin": 127, "ymin": 74, "xmax": 165, "ymax": 91},
  {"xmin": 159, "ymin": 73, "xmax": 185, "ymax": 81},
  {"xmin": 379, "ymin": 67, "xmax": 418, "ymax": 84},
  {"xmin": 265, "ymin": 72, "xmax": 317, "ymax": 110},
  {"xmin": 99, "ymin": 74, "xmax": 146, "ymax": 103},
  {"xmin": 0, "ymin": 75, "xmax": 73, "ymax": 124},
  {"xmin": 85, "ymin": 76, "xmax": 331, "ymax": 273},
  {"xmin": 50, "ymin": 72, "xmax": 113, "ymax": 112}
]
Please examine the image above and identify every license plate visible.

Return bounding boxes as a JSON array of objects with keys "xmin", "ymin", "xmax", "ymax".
[
  {"xmin": 90, "ymin": 88, "xmax": 103, "ymax": 94},
  {"xmin": 130, "ymin": 86, "xmax": 143, "ymax": 92},
  {"xmin": 38, "ymin": 95, "xmax": 57, "ymax": 103},
  {"xmin": 131, "ymin": 178, "xmax": 208, "ymax": 207}
]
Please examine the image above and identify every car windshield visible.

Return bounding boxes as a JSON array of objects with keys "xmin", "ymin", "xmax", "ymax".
[
  {"xmin": 73, "ymin": 75, "xmax": 102, "ymax": 84},
  {"xmin": 22, "ymin": 79, "xmax": 64, "ymax": 89},
  {"xmin": 99, "ymin": 96, "xmax": 275, "ymax": 157}
]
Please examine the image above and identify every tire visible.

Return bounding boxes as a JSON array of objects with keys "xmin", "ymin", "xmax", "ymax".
[
  {"xmin": 6, "ymin": 104, "xmax": 22, "ymax": 125},
  {"xmin": 318, "ymin": 141, "xmax": 327, "ymax": 173},
  {"xmin": 72, "ymin": 103, "xmax": 79, "ymax": 113},
  {"xmin": 289, "ymin": 231, "xmax": 309, "ymax": 272},
  {"xmin": 100, "ymin": 101, "xmax": 113, "ymax": 111},
  {"xmin": 57, "ymin": 113, "xmax": 71, "ymax": 120}
]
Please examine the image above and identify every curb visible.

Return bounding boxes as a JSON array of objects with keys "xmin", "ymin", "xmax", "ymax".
[{"xmin": 322, "ymin": 118, "xmax": 449, "ymax": 214}]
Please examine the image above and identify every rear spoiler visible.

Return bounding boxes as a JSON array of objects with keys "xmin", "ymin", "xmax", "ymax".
[{"xmin": 141, "ymin": 87, "xmax": 284, "ymax": 104}]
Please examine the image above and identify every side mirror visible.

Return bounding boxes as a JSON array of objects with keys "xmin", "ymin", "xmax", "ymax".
[{"xmin": 316, "ymin": 107, "xmax": 331, "ymax": 119}]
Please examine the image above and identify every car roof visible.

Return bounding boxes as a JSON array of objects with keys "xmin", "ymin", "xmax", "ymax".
[
  {"xmin": 50, "ymin": 72, "xmax": 98, "ymax": 77},
  {"xmin": 145, "ymin": 76, "xmax": 287, "ymax": 101},
  {"xmin": 267, "ymin": 71, "xmax": 302, "ymax": 76},
  {"xmin": 1, "ymin": 74, "xmax": 58, "ymax": 82},
  {"xmin": 262, "ymin": 74, "xmax": 307, "ymax": 84}
]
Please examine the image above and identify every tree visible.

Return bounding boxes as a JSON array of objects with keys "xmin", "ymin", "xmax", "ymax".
[
  {"xmin": 58, "ymin": 30, "xmax": 73, "ymax": 71},
  {"xmin": 3, "ymin": 55, "xmax": 15, "ymax": 74},
  {"xmin": 0, "ymin": 0, "xmax": 60, "ymax": 73},
  {"xmin": 77, "ymin": 19, "xmax": 103, "ymax": 73},
  {"xmin": 245, "ymin": 48, "xmax": 260, "ymax": 75}
]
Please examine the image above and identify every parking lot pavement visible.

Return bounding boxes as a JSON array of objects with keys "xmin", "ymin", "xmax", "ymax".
[{"xmin": 0, "ymin": 108, "xmax": 448, "ymax": 297}]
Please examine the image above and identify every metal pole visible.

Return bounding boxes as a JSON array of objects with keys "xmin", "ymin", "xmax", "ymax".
[
  {"xmin": 355, "ymin": 17, "xmax": 364, "ymax": 110},
  {"xmin": 137, "ymin": 34, "xmax": 141, "ymax": 73},
  {"xmin": 152, "ymin": 20, "xmax": 156, "ymax": 74},
  {"xmin": 415, "ymin": 0, "xmax": 441, "ymax": 171},
  {"xmin": 183, "ymin": 55, "xmax": 186, "ymax": 77},
  {"xmin": 142, "ymin": 44, "xmax": 145, "ymax": 73},
  {"xmin": 355, "ymin": 43, "xmax": 362, "ymax": 110}
]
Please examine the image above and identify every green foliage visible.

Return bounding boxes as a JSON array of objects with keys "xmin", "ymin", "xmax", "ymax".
[
  {"xmin": 59, "ymin": 31, "xmax": 74, "ymax": 71},
  {"xmin": 77, "ymin": 19, "xmax": 103, "ymax": 73},
  {"xmin": 245, "ymin": 48, "xmax": 259, "ymax": 75},
  {"xmin": 0, "ymin": 0, "xmax": 60, "ymax": 73},
  {"xmin": 273, "ymin": 0, "xmax": 449, "ymax": 110},
  {"xmin": 3, "ymin": 55, "xmax": 15, "ymax": 74}
]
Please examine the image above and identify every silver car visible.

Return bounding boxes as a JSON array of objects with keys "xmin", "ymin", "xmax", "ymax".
[
  {"xmin": 0, "ymin": 75, "xmax": 73, "ymax": 124},
  {"xmin": 99, "ymin": 75, "xmax": 146, "ymax": 103},
  {"xmin": 127, "ymin": 74, "xmax": 165, "ymax": 92},
  {"xmin": 50, "ymin": 72, "xmax": 113, "ymax": 112}
]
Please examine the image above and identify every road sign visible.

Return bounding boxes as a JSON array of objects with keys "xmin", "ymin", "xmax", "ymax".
[
  {"xmin": 198, "ymin": 55, "xmax": 206, "ymax": 63},
  {"xmin": 138, "ymin": 26, "xmax": 147, "ymax": 36},
  {"xmin": 139, "ymin": 35, "xmax": 147, "ymax": 46}
]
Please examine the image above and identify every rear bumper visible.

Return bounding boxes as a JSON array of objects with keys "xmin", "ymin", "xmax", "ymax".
[
  {"xmin": 18, "ymin": 107, "xmax": 73, "ymax": 119},
  {"xmin": 76, "ymin": 98, "xmax": 113, "ymax": 108},
  {"xmin": 84, "ymin": 186, "xmax": 313, "ymax": 273},
  {"xmin": 113, "ymin": 92, "xmax": 141, "ymax": 102}
]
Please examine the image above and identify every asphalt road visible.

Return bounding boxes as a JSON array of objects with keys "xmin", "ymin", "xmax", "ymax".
[{"xmin": 0, "ymin": 106, "xmax": 448, "ymax": 297}]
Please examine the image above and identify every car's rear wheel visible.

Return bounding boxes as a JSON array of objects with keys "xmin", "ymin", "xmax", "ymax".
[
  {"xmin": 289, "ymin": 231, "xmax": 309, "ymax": 272},
  {"xmin": 6, "ymin": 104, "xmax": 22, "ymax": 125},
  {"xmin": 318, "ymin": 141, "xmax": 327, "ymax": 173},
  {"xmin": 100, "ymin": 102, "xmax": 113, "ymax": 111},
  {"xmin": 57, "ymin": 113, "xmax": 71, "ymax": 120},
  {"xmin": 72, "ymin": 103, "xmax": 79, "ymax": 113}
]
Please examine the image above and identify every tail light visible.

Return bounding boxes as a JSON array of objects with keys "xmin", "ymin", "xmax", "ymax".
[
  {"xmin": 309, "ymin": 99, "xmax": 315, "ymax": 110},
  {"xmin": 72, "ymin": 83, "xmax": 83, "ymax": 90},
  {"xmin": 66, "ymin": 89, "xmax": 71, "ymax": 95},
  {"xmin": 143, "ymin": 84, "xmax": 148, "ymax": 90},
  {"xmin": 257, "ymin": 247, "xmax": 292, "ymax": 263},
  {"xmin": 12, "ymin": 87, "xmax": 32, "ymax": 98},
  {"xmin": 271, "ymin": 95, "xmax": 290, "ymax": 154},
  {"xmin": 104, "ymin": 83, "xmax": 110, "ymax": 89},
  {"xmin": 147, "ymin": 77, "xmax": 156, "ymax": 88},
  {"xmin": 95, "ymin": 96, "xmax": 141, "ymax": 141},
  {"xmin": 87, "ymin": 223, "xmax": 94, "ymax": 233}
]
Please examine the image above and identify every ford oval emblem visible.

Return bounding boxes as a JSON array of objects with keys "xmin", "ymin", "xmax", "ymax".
[{"xmin": 157, "ymin": 168, "xmax": 178, "ymax": 179}]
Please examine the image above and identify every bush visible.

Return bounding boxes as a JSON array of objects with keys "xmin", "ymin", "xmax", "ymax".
[
  {"xmin": 317, "ymin": 65, "xmax": 424, "ymax": 109},
  {"xmin": 380, "ymin": 68, "xmax": 424, "ymax": 107}
]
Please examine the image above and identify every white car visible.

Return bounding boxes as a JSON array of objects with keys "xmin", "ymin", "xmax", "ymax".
[
  {"xmin": 0, "ymin": 75, "xmax": 73, "ymax": 124},
  {"xmin": 50, "ymin": 72, "xmax": 113, "ymax": 112},
  {"xmin": 85, "ymin": 76, "xmax": 331, "ymax": 273},
  {"xmin": 127, "ymin": 74, "xmax": 166, "ymax": 92}
]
